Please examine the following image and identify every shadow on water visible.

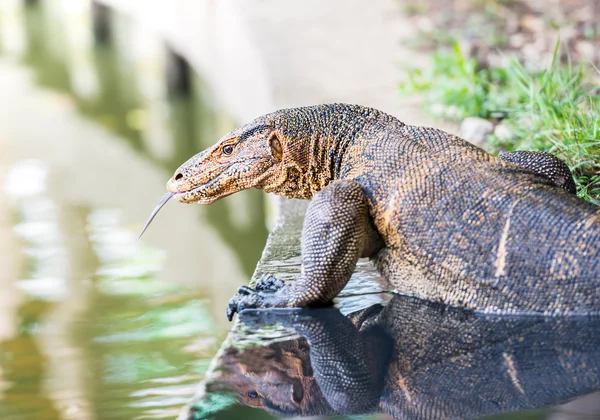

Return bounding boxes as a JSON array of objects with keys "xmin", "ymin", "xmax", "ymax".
[
  {"xmin": 0, "ymin": 1, "xmax": 268, "ymax": 419},
  {"xmin": 196, "ymin": 295, "xmax": 600, "ymax": 420}
]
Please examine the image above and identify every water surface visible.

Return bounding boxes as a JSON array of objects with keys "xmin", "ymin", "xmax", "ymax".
[
  {"xmin": 0, "ymin": 2, "xmax": 268, "ymax": 418},
  {"xmin": 1, "ymin": 2, "xmax": 599, "ymax": 420},
  {"xmin": 198, "ymin": 295, "xmax": 600, "ymax": 420}
]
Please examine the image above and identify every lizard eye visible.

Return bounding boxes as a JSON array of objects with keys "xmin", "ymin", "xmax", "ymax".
[
  {"xmin": 247, "ymin": 390, "xmax": 259, "ymax": 399},
  {"xmin": 222, "ymin": 144, "xmax": 234, "ymax": 155}
]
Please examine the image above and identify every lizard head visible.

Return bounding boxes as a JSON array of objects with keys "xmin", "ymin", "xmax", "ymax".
[
  {"xmin": 166, "ymin": 104, "xmax": 380, "ymax": 205},
  {"xmin": 166, "ymin": 116, "xmax": 286, "ymax": 204},
  {"xmin": 139, "ymin": 105, "xmax": 377, "ymax": 238},
  {"xmin": 139, "ymin": 109, "xmax": 312, "ymax": 239}
]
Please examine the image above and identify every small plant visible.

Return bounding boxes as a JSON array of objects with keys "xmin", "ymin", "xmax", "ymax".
[{"xmin": 400, "ymin": 41, "xmax": 600, "ymax": 204}]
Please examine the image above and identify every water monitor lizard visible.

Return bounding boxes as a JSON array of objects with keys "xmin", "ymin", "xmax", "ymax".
[{"xmin": 151, "ymin": 103, "xmax": 599, "ymax": 319}]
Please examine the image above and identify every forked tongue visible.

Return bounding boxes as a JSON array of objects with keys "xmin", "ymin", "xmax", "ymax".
[{"xmin": 137, "ymin": 192, "xmax": 176, "ymax": 241}]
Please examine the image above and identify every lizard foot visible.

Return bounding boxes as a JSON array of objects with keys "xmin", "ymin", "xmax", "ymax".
[
  {"xmin": 254, "ymin": 274, "xmax": 286, "ymax": 292},
  {"xmin": 226, "ymin": 275, "xmax": 288, "ymax": 321}
]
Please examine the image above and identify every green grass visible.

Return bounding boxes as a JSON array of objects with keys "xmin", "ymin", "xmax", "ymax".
[{"xmin": 399, "ymin": 41, "xmax": 600, "ymax": 204}]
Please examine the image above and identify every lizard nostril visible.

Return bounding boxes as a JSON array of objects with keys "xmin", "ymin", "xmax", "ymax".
[{"xmin": 175, "ymin": 173, "xmax": 183, "ymax": 181}]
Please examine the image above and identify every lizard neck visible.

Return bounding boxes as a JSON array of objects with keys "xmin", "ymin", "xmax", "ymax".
[{"xmin": 267, "ymin": 104, "xmax": 399, "ymax": 199}]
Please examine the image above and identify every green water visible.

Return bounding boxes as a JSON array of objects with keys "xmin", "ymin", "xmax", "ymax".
[
  {"xmin": 0, "ymin": 2, "xmax": 268, "ymax": 418},
  {"xmin": 0, "ymin": 2, "xmax": 593, "ymax": 420}
]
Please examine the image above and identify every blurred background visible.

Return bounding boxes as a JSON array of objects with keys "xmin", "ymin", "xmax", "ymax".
[{"xmin": 0, "ymin": 0, "xmax": 597, "ymax": 419}]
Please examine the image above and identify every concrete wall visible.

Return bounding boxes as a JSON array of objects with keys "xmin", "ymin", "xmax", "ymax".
[{"xmin": 94, "ymin": 0, "xmax": 457, "ymax": 131}]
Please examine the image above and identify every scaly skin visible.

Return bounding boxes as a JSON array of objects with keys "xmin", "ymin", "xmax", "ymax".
[
  {"xmin": 204, "ymin": 298, "xmax": 600, "ymax": 419},
  {"xmin": 166, "ymin": 104, "xmax": 600, "ymax": 319}
]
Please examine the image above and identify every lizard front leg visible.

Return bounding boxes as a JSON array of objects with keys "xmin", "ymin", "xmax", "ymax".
[{"xmin": 227, "ymin": 179, "xmax": 382, "ymax": 321}]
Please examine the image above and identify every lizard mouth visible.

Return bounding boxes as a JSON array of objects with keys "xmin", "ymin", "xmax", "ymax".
[{"xmin": 168, "ymin": 176, "xmax": 224, "ymax": 204}]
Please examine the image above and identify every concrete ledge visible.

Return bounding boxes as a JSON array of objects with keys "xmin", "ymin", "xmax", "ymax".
[
  {"xmin": 177, "ymin": 197, "xmax": 307, "ymax": 419},
  {"xmin": 177, "ymin": 193, "xmax": 388, "ymax": 418},
  {"xmin": 88, "ymin": 1, "xmax": 459, "ymax": 416}
]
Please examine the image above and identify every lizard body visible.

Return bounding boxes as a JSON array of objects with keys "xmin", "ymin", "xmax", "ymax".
[{"xmin": 165, "ymin": 104, "xmax": 600, "ymax": 319}]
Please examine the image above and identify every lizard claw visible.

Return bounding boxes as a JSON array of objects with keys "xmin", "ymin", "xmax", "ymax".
[
  {"xmin": 225, "ymin": 275, "xmax": 289, "ymax": 321},
  {"xmin": 227, "ymin": 292, "xmax": 261, "ymax": 321},
  {"xmin": 236, "ymin": 285, "xmax": 257, "ymax": 295},
  {"xmin": 254, "ymin": 275, "xmax": 286, "ymax": 292}
]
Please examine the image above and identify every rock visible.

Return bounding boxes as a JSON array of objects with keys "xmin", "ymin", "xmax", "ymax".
[
  {"xmin": 494, "ymin": 122, "xmax": 517, "ymax": 143},
  {"xmin": 509, "ymin": 33, "xmax": 526, "ymax": 49},
  {"xmin": 560, "ymin": 25, "xmax": 579, "ymax": 42},
  {"xmin": 520, "ymin": 14, "xmax": 544, "ymax": 33},
  {"xmin": 430, "ymin": 103, "xmax": 462, "ymax": 120},
  {"xmin": 576, "ymin": 41, "xmax": 595, "ymax": 61},
  {"xmin": 460, "ymin": 117, "xmax": 494, "ymax": 147}
]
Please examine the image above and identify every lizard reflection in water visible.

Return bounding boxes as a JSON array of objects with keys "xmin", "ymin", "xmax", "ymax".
[{"xmin": 189, "ymin": 294, "xmax": 600, "ymax": 419}]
